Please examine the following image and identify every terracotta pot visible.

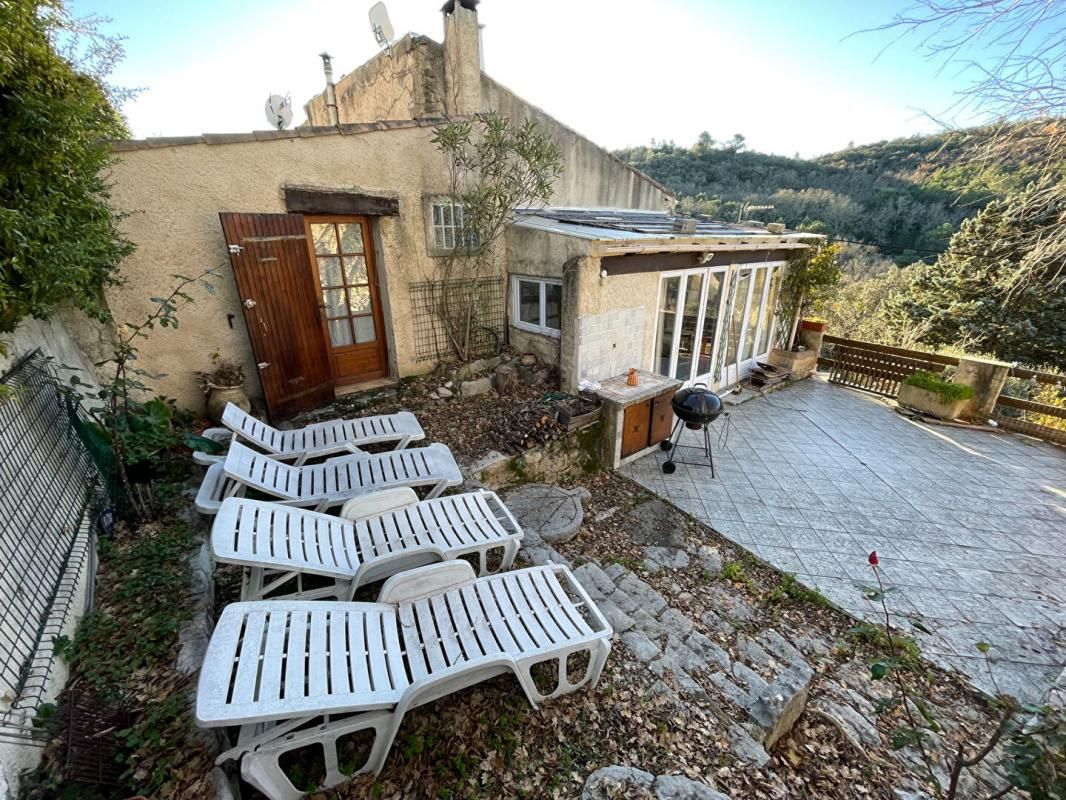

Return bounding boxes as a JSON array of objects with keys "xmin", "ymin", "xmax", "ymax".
[
  {"xmin": 206, "ymin": 384, "xmax": 250, "ymax": 423},
  {"xmin": 800, "ymin": 318, "xmax": 828, "ymax": 333}
]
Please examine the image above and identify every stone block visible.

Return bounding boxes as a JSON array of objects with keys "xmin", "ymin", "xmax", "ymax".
[
  {"xmin": 728, "ymin": 723, "xmax": 771, "ymax": 768},
  {"xmin": 460, "ymin": 376, "xmax": 494, "ymax": 397},
  {"xmin": 572, "ymin": 562, "xmax": 616, "ymax": 600},
  {"xmin": 660, "ymin": 608, "xmax": 694, "ymax": 639},
  {"xmin": 685, "ymin": 631, "xmax": 731, "ymax": 670},
  {"xmin": 652, "ymin": 775, "xmax": 731, "ymax": 800},
  {"xmin": 596, "ymin": 599, "xmax": 635, "ymax": 633},
  {"xmin": 746, "ymin": 660, "xmax": 814, "ymax": 749},
  {"xmin": 581, "ymin": 766, "xmax": 655, "ymax": 800},
  {"xmin": 632, "ymin": 608, "xmax": 664, "ymax": 638},
  {"xmin": 622, "ymin": 630, "xmax": 661, "ymax": 663},
  {"xmin": 617, "ymin": 574, "xmax": 668, "ymax": 614},
  {"xmin": 644, "ymin": 546, "xmax": 691, "ymax": 571}
]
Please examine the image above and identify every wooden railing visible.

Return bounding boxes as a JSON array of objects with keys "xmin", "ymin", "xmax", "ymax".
[
  {"xmin": 819, "ymin": 335, "xmax": 1066, "ymax": 445},
  {"xmin": 820, "ymin": 336, "xmax": 953, "ymax": 398}
]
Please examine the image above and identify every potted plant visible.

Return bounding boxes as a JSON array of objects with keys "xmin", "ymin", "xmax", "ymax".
[
  {"xmin": 196, "ymin": 352, "xmax": 249, "ymax": 423},
  {"xmin": 800, "ymin": 317, "xmax": 829, "ymax": 334},
  {"xmin": 897, "ymin": 370, "xmax": 975, "ymax": 420}
]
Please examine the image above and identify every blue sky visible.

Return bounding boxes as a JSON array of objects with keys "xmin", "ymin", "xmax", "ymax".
[{"xmin": 72, "ymin": 0, "xmax": 986, "ymax": 156}]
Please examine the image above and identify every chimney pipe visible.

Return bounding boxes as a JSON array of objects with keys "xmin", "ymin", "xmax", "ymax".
[{"xmin": 319, "ymin": 51, "xmax": 339, "ymax": 126}]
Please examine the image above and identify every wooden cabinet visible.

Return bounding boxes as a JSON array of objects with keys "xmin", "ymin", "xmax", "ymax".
[
  {"xmin": 621, "ymin": 400, "xmax": 652, "ymax": 459},
  {"xmin": 620, "ymin": 389, "xmax": 676, "ymax": 458},
  {"xmin": 650, "ymin": 390, "xmax": 675, "ymax": 444}
]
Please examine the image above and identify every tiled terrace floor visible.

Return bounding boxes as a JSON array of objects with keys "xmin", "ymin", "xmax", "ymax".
[{"xmin": 622, "ymin": 377, "xmax": 1066, "ymax": 703}]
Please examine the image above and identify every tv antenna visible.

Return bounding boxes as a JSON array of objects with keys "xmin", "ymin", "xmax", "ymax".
[
  {"xmin": 264, "ymin": 94, "xmax": 293, "ymax": 130},
  {"xmin": 369, "ymin": 2, "xmax": 395, "ymax": 57}
]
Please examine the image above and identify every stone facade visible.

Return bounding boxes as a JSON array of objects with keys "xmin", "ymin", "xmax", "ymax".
[{"xmin": 572, "ymin": 306, "xmax": 647, "ymax": 385}]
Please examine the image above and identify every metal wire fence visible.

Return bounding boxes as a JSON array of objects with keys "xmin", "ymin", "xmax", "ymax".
[
  {"xmin": 409, "ymin": 277, "xmax": 505, "ymax": 363},
  {"xmin": 0, "ymin": 351, "xmax": 108, "ymax": 739}
]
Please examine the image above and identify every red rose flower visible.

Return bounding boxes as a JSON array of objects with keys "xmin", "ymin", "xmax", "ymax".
[{"xmin": 868, "ymin": 551, "xmax": 879, "ymax": 566}]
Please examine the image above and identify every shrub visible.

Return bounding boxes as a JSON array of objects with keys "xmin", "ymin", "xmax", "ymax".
[
  {"xmin": 0, "ymin": 2, "xmax": 133, "ymax": 337},
  {"xmin": 903, "ymin": 370, "xmax": 974, "ymax": 402}
]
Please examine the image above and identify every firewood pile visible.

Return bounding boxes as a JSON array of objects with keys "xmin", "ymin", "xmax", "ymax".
[{"xmin": 497, "ymin": 397, "xmax": 567, "ymax": 453}]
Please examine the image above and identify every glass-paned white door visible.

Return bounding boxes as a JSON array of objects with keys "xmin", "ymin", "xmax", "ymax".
[{"xmin": 655, "ymin": 262, "xmax": 784, "ymax": 389}]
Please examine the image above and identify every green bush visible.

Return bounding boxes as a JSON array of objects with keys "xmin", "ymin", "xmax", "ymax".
[
  {"xmin": 0, "ymin": 1, "xmax": 133, "ymax": 336},
  {"xmin": 903, "ymin": 370, "xmax": 974, "ymax": 402}
]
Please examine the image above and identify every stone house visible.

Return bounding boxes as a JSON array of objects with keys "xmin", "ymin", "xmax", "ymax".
[{"xmin": 104, "ymin": 2, "xmax": 817, "ymax": 419}]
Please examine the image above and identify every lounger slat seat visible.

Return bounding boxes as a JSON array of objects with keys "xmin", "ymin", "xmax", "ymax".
[
  {"xmin": 195, "ymin": 441, "xmax": 462, "ymax": 515},
  {"xmin": 207, "ymin": 404, "xmax": 424, "ymax": 465},
  {"xmin": 199, "ymin": 563, "xmax": 612, "ymax": 800},
  {"xmin": 211, "ymin": 490, "xmax": 523, "ymax": 601}
]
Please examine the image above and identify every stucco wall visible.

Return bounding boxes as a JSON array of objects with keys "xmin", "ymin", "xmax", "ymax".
[
  {"xmin": 483, "ymin": 76, "xmax": 671, "ymax": 211},
  {"xmin": 107, "ymin": 126, "xmax": 465, "ymax": 410}
]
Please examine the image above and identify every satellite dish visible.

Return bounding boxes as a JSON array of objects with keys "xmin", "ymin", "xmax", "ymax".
[
  {"xmin": 264, "ymin": 94, "xmax": 292, "ymax": 130},
  {"xmin": 369, "ymin": 2, "xmax": 395, "ymax": 55}
]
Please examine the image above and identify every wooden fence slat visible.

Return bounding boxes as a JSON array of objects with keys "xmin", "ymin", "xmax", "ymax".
[{"xmin": 995, "ymin": 395, "xmax": 1066, "ymax": 417}]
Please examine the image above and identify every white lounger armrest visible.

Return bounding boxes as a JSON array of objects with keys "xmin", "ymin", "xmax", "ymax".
[{"xmin": 338, "ymin": 488, "xmax": 419, "ymax": 522}]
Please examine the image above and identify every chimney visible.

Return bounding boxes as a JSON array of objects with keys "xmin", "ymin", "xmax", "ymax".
[
  {"xmin": 319, "ymin": 51, "xmax": 339, "ymax": 126},
  {"xmin": 441, "ymin": 0, "xmax": 483, "ymax": 117}
]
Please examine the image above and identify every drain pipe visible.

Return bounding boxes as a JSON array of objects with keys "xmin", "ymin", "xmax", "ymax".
[{"xmin": 319, "ymin": 51, "xmax": 339, "ymax": 126}]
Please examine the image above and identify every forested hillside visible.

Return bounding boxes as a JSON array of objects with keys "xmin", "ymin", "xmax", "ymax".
[{"xmin": 617, "ymin": 126, "xmax": 1040, "ymax": 277}]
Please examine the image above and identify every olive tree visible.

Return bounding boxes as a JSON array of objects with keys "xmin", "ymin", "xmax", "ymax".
[{"xmin": 431, "ymin": 113, "xmax": 562, "ymax": 363}]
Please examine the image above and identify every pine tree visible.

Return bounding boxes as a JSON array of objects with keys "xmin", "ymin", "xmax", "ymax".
[{"xmin": 888, "ymin": 178, "xmax": 1066, "ymax": 366}]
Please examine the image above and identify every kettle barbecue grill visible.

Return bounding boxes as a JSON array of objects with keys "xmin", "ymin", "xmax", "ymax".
[{"xmin": 660, "ymin": 384, "xmax": 725, "ymax": 476}]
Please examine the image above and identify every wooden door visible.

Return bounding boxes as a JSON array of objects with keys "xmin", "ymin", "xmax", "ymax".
[
  {"xmin": 650, "ymin": 390, "xmax": 676, "ymax": 445},
  {"xmin": 304, "ymin": 216, "xmax": 388, "ymax": 386},
  {"xmin": 621, "ymin": 400, "xmax": 652, "ymax": 459},
  {"xmin": 219, "ymin": 213, "xmax": 335, "ymax": 420}
]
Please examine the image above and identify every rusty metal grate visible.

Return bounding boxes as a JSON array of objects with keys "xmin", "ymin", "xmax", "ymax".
[
  {"xmin": 409, "ymin": 277, "xmax": 504, "ymax": 363},
  {"xmin": 61, "ymin": 696, "xmax": 135, "ymax": 787}
]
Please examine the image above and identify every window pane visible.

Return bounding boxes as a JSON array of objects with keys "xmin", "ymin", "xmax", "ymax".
[
  {"xmin": 327, "ymin": 318, "xmax": 352, "ymax": 346},
  {"xmin": 322, "ymin": 288, "xmax": 348, "ymax": 317},
  {"xmin": 353, "ymin": 315, "xmax": 376, "ymax": 343},
  {"xmin": 317, "ymin": 256, "xmax": 343, "ymax": 287},
  {"xmin": 725, "ymin": 270, "xmax": 752, "ymax": 371},
  {"xmin": 433, "ymin": 205, "xmax": 443, "ymax": 225},
  {"xmin": 655, "ymin": 276, "xmax": 680, "ymax": 376},
  {"xmin": 697, "ymin": 272, "xmax": 724, "ymax": 376},
  {"xmin": 742, "ymin": 268, "xmax": 767, "ymax": 361},
  {"xmin": 348, "ymin": 286, "xmax": 371, "ymax": 314},
  {"xmin": 312, "ymin": 224, "xmax": 337, "ymax": 255},
  {"xmin": 544, "ymin": 283, "xmax": 561, "ymax": 330},
  {"xmin": 676, "ymin": 273, "xmax": 703, "ymax": 381},
  {"xmin": 518, "ymin": 280, "xmax": 540, "ymax": 325},
  {"xmin": 338, "ymin": 223, "xmax": 363, "ymax": 254},
  {"xmin": 758, "ymin": 266, "xmax": 783, "ymax": 354},
  {"xmin": 343, "ymin": 255, "xmax": 368, "ymax": 285}
]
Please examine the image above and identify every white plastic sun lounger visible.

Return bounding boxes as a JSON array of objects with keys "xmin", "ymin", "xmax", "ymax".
[
  {"xmin": 194, "ymin": 441, "xmax": 462, "ymax": 515},
  {"xmin": 195, "ymin": 404, "xmax": 424, "ymax": 466},
  {"xmin": 197, "ymin": 561, "xmax": 613, "ymax": 800},
  {"xmin": 212, "ymin": 489, "xmax": 524, "ymax": 601}
]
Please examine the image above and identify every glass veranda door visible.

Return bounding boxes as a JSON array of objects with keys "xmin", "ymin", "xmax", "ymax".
[
  {"xmin": 716, "ymin": 264, "xmax": 784, "ymax": 387},
  {"xmin": 654, "ymin": 267, "xmax": 727, "ymax": 387}
]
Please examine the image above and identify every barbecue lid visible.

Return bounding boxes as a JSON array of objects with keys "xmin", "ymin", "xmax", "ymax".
[{"xmin": 672, "ymin": 384, "xmax": 723, "ymax": 423}]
